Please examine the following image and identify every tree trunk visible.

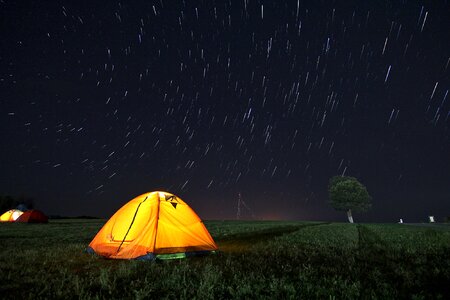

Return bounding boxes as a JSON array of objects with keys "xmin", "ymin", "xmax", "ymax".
[{"xmin": 347, "ymin": 209, "xmax": 354, "ymax": 223}]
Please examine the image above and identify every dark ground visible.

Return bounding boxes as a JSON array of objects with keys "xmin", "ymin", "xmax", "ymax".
[{"xmin": 0, "ymin": 220, "xmax": 449, "ymax": 299}]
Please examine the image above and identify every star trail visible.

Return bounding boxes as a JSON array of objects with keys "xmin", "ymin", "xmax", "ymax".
[{"xmin": 0, "ymin": 0, "xmax": 449, "ymax": 221}]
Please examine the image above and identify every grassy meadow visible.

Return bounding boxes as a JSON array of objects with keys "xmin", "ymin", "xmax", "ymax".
[{"xmin": 0, "ymin": 219, "xmax": 449, "ymax": 299}]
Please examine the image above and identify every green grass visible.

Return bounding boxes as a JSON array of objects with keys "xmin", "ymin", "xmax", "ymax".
[{"xmin": 0, "ymin": 220, "xmax": 449, "ymax": 299}]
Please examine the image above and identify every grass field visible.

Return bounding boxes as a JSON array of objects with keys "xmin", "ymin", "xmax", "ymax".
[{"xmin": 0, "ymin": 220, "xmax": 449, "ymax": 299}]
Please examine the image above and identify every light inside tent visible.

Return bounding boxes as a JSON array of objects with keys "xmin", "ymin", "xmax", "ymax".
[{"xmin": 12, "ymin": 210, "xmax": 23, "ymax": 221}]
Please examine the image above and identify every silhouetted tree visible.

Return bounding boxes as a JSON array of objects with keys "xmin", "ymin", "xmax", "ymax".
[
  {"xmin": 328, "ymin": 176, "xmax": 372, "ymax": 223},
  {"xmin": 0, "ymin": 195, "xmax": 16, "ymax": 212}
]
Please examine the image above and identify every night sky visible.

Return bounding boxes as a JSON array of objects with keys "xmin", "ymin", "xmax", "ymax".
[{"xmin": 1, "ymin": 0, "xmax": 449, "ymax": 222}]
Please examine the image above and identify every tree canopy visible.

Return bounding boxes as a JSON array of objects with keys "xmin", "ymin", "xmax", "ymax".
[{"xmin": 328, "ymin": 176, "xmax": 372, "ymax": 213}]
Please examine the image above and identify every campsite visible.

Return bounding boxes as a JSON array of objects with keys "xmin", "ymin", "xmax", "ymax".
[
  {"xmin": 0, "ymin": 218, "xmax": 449, "ymax": 299},
  {"xmin": 1, "ymin": 0, "xmax": 449, "ymax": 298}
]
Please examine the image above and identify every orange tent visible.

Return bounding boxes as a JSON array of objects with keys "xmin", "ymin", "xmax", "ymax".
[
  {"xmin": 0, "ymin": 209, "xmax": 23, "ymax": 222},
  {"xmin": 16, "ymin": 210, "xmax": 48, "ymax": 223},
  {"xmin": 87, "ymin": 191, "xmax": 217, "ymax": 260}
]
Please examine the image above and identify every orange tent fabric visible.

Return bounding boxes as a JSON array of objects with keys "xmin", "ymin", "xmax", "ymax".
[
  {"xmin": 0, "ymin": 209, "xmax": 23, "ymax": 222},
  {"xmin": 16, "ymin": 210, "xmax": 48, "ymax": 223},
  {"xmin": 87, "ymin": 191, "xmax": 217, "ymax": 260}
]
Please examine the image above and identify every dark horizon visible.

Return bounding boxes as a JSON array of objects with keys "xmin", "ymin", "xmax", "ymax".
[{"xmin": 1, "ymin": 0, "xmax": 449, "ymax": 223}]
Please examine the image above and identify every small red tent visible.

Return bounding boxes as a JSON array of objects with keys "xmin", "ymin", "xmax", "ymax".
[{"xmin": 16, "ymin": 210, "xmax": 48, "ymax": 223}]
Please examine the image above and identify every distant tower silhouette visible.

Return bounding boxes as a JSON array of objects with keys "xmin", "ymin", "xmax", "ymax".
[
  {"xmin": 236, "ymin": 193, "xmax": 242, "ymax": 220},
  {"xmin": 236, "ymin": 192, "xmax": 255, "ymax": 220}
]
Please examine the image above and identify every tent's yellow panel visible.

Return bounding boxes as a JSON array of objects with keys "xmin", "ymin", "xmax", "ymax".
[
  {"xmin": 111, "ymin": 195, "xmax": 155, "ymax": 242},
  {"xmin": 89, "ymin": 193, "xmax": 159, "ymax": 259},
  {"xmin": 155, "ymin": 199, "xmax": 217, "ymax": 253}
]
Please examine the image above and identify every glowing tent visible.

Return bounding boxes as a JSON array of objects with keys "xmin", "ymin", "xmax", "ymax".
[
  {"xmin": 16, "ymin": 210, "xmax": 48, "ymax": 223},
  {"xmin": 87, "ymin": 191, "xmax": 217, "ymax": 260},
  {"xmin": 0, "ymin": 209, "xmax": 23, "ymax": 222}
]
